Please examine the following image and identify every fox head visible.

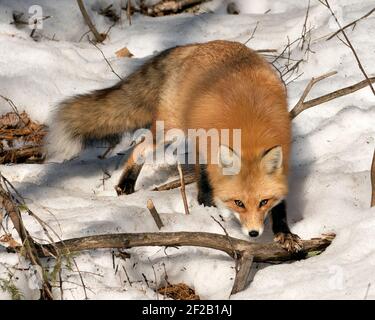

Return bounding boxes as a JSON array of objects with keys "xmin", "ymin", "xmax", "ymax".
[{"xmin": 212, "ymin": 145, "xmax": 288, "ymax": 238}]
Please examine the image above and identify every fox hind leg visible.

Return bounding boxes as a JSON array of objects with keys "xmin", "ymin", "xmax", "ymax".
[{"xmin": 115, "ymin": 140, "xmax": 152, "ymax": 195}]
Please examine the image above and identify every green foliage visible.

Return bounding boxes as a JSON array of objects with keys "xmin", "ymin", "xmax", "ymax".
[{"xmin": 0, "ymin": 277, "xmax": 23, "ymax": 300}]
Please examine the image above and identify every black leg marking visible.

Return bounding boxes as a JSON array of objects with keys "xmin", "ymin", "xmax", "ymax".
[
  {"xmin": 116, "ymin": 163, "xmax": 143, "ymax": 195},
  {"xmin": 271, "ymin": 200, "xmax": 291, "ymax": 235},
  {"xmin": 197, "ymin": 165, "xmax": 215, "ymax": 207}
]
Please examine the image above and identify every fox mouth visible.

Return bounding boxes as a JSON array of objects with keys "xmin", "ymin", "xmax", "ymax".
[{"xmin": 231, "ymin": 210, "xmax": 264, "ymax": 239}]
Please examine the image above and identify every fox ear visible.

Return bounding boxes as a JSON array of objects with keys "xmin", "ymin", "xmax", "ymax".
[
  {"xmin": 261, "ymin": 146, "xmax": 283, "ymax": 174},
  {"xmin": 218, "ymin": 145, "xmax": 240, "ymax": 169}
]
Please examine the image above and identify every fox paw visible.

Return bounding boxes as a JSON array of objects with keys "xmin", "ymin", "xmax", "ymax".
[
  {"xmin": 115, "ymin": 179, "xmax": 136, "ymax": 196},
  {"xmin": 274, "ymin": 232, "xmax": 303, "ymax": 253}
]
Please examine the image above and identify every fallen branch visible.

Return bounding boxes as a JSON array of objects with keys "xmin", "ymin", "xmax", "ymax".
[
  {"xmin": 371, "ymin": 149, "xmax": 375, "ymax": 208},
  {"xmin": 76, "ymin": 0, "xmax": 105, "ymax": 43},
  {"xmin": 36, "ymin": 232, "xmax": 334, "ymax": 262},
  {"xmin": 35, "ymin": 231, "xmax": 334, "ymax": 294}
]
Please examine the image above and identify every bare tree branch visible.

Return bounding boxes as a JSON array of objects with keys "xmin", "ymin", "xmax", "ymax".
[
  {"xmin": 76, "ymin": 0, "xmax": 105, "ymax": 43},
  {"xmin": 36, "ymin": 232, "xmax": 334, "ymax": 263},
  {"xmin": 327, "ymin": 7, "xmax": 375, "ymax": 41},
  {"xmin": 290, "ymin": 76, "xmax": 375, "ymax": 119},
  {"xmin": 289, "ymin": 71, "xmax": 337, "ymax": 118}
]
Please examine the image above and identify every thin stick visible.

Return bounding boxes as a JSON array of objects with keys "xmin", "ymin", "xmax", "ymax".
[
  {"xmin": 322, "ymin": 0, "xmax": 375, "ymax": 96},
  {"xmin": 177, "ymin": 163, "xmax": 190, "ymax": 215},
  {"xmin": 327, "ymin": 7, "xmax": 375, "ymax": 41},
  {"xmin": 371, "ymin": 149, "xmax": 375, "ymax": 207},
  {"xmin": 0, "ymin": 94, "xmax": 20, "ymax": 115},
  {"xmin": 126, "ymin": 0, "xmax": 132, "ymax": 26},
  {"xmin": 122, "ymin": 265, "xmax": 133, "ymax": 287},
  {"xmin": 152, "ymin": 173, "xmax": 195, "ymax": 191},
  {"xmin": 76, "ymin": 0, "xmax": 105, "ymax": 43},
  {"xmin": 243, "ymin": 21, "xmax": 259, "ymax": 45},
  {"xmin": 147, "ymin": 199, "xmax": 164, "ymax": 230},
  {"xmin": 299, "ymin": 0, "xmax": 310, "ymax": 50},
  {"xmin": 89, "ymin": 40, "xmax": 123, "ymax": 81},
  {"xmin": 256, "ymin": 49, "xmax": 277, "ymax": 53},
  {"xmin": 290, "ymin": 76, "xmax": 375, "ymax": 119}
]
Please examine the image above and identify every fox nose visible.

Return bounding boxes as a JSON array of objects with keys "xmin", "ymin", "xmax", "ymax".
[{"xmin": 249, "ymin": 230, "xmax": 259, "ymax": 238}]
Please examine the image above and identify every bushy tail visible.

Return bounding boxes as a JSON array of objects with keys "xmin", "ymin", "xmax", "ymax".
[
  {"xmin": 45, "ymin": 79, "xmax": 155, "ymax": 161},
  {"xmin": 45, "ymin": 45, "xmax": 194, "ymax": 161}
]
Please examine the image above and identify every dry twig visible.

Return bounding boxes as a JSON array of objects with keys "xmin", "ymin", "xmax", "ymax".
[
  {"xmin": 326, "ymin": 7, "xmax": 375, "ymax": 41},
  {"xmin": 177, "ymin": 163, "xmax": 190, "ymax": 215},
  {"xmin": 89, "ymin": 40, "xmax": 123, "ymax": 80},
  {"xmin": 76, "ymin": 0, "xmax": 105, "ymax": 43},
  {"xmin": 147, "ymin": 199, "xmax": 164, "ymax": 230},
  {"xmin": 289, "ymin": 71, "xmax": 337, "ymax": 118}
]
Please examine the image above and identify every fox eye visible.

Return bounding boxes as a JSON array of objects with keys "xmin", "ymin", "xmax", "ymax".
[
  {"xmin": 234, "ymin": 200, "xmax": 245, "ymax": 208},
  {"xmin": 259, "ymin": 199, "xmax": 269, "ymax": 208}
]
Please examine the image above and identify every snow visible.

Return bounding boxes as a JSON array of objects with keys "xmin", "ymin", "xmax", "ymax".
[{"xmin": 1, "ymin": 0, "xmax": 375, "ymax": 300}]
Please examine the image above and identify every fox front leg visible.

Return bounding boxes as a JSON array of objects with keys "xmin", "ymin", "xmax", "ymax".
[
  {"xmin": 271, "ymin": 201, "xmax": 303, "ymax": 253},
  {"xmin": 196, "ymin": 165, "xmax": 216, "ymax": 207}
]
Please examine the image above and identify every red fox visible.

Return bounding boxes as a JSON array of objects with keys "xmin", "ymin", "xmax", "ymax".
[{"xmin": 46, "ymin": 40, "xmax": 302, "ymax": 252}]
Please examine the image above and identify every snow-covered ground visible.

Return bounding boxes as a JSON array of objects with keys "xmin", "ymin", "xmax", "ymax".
[{"xmin": 0, "ymin": 0, "xmax": 375, "ymax": 300}]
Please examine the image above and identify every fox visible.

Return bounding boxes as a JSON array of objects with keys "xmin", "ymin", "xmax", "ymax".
[{"xmin": 46, "ymin": 40, "xmax": 302, "ymax": 252}]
